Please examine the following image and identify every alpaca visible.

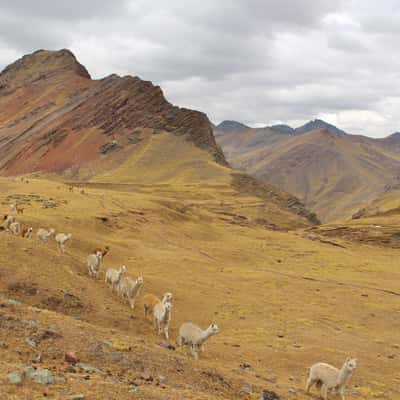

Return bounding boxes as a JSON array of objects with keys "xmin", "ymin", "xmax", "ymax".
[
  {"xmin": 55, "ymin": 233, "xmax": 72, "ymax": 252},
  {"xmin": 105, "ymin": 265, "xmax": 126, "ymax": 291},
  {"xmin": 306, "ymin": 357, "xmax": 357, "ymax": 400},
  {"xmin": 177, "ymin": 323, "xmax": 219, "ymax": 359},
  {"xmin": 9, "ymin": 221, "xmax": 21, "ymax": 235},
  {"xmin": 153, "ymin": 301, "xmax": 172, "ymax": 339},
  {"xmin": 87, "ymin": 251, "xmax": 103, "ymax": 278},
  {"xmin": 143, "ymin": 292, "xmax": 173, "ymax": 320},
  {"xmin": 21, "ymin": 226, "xmax": 33, "ymax": 239},
  {"xmin": 117, "ymin": 276, "xmax": 143, "ymax": 312},
  {"xmin": 37, "ymin": 228, "xmax": 55, "ymax": 243}
]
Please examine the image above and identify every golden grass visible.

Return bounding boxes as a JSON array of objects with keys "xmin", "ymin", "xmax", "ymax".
[{"xmin": 0, "ymin": 176, "xmax": 398, "ymax": 398}]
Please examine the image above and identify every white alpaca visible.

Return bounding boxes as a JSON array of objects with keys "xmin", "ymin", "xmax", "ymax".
[
  {"xmin": 105, "ymin": 265, "xmax": 126, "ymax": 291},
  {"xmin": 2, "ymin": 215, "xmax": 15, "ymax": 231},
  {"xmin": 153, "ymin": 301, "xmax": 172, "ymax": 339},
  {"xmin": 10, "ymin": 203, "xmax": 17, "ymax": 213},
  {"xmin": 55, "ymin": 233, "xmax": 72, "ymax": 252},
  {"xmin": 9, "ymin": 221, "xmax": 21, "ymax": 235},
  {"xmin": 143, "ymin": 292, "xmax": 173, "ymax": 320},
  {"xmin": 37, "ymin": 228, "xmax": 55, "ymax": 243},
  {"xmin": 87, "ymin": 251, "xmax": 103, "ymax": 278},
  {"xmin": 177, "ymin": 323, "xmax": 219, "ymax": 359},
  {"xmin": 117, "ymin": 276, "xmax": 143, "ymax": 311},
  {"xmin": 306, "ymin": 357, "xmax": 357, "ymax": 400}
]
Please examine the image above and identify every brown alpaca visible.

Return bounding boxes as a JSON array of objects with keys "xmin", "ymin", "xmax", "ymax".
[{"xmin": 94, "ymin": 246, "xmax": 110, "ymax": 258}]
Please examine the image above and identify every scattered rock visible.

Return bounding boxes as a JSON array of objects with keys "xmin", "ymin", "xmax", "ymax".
[
  {"xmin": 42, "ymin": 329, "xmax": 62, "ymax": 340},
  {"xmin": 259, "ymin": 390, "xmax": 281, "ymax": 400},
  {"xmin": 0, "ymin": 341, "xmax": 9, "ymax": 349},
  {"xmin": 32, "ymin": 353, "xmax": 42, "ymax": 363},
  {"xmin": 265, "ymin": 375, "xmax": 277, "ymax": 384},
  {"xmin": 22, "ymin": 366, "xmax": 54, "ymax": 385},
  {"xmin": 141, "ymin": 372, "xmax": 153, "ymax": 382},
  {"xmin": 49, "ymin": 324, "xmax": 61, "ymax": 331},
  {"xmin": 76, "ymin": 363, "xmax": 101, "ymax": 374},
  {"xmin": 65, "ymin": 352, "xmax": 79, "ymax": 364},
  {"xmin": 28, "ymin": 320, "xmax": 40, "ymax": 328},
  {"xmin": 288, "ymin": 388, "xmax": 297, "ymax": 394},
  {"xmin": 240, "ymin": 363, "xmax": 252, "ymax": 370},
  {"xmin": 66, "ymin": 395, "xmax": 85, "ymax": 400},
  {"xmin": 64, "ymin": 365, "xmax": 77, "ymax": 373},
  {"xmin": 7, "ymin": 372, "xmax": 22, "ymax": 385},
  {"xmin": 100, "ymin": 141, "xmax": 120, "ymax": 154},
  {"xmin": 42, "ymin": 200, "xmax": 58, "ymax": 209},
  {"xmin": 110, "ymin": 339, "xmax": 131, "ymax": 351},
  {"xmin": 240, "ymin": 383, "xmax": 253, "ymax": 394},
  {"xmin": 127, "ymin": 135, "xmax": 142, "ymax": 144},
  {"xmin": 388, "ymin": 354, "xmax": 396, "ymax": 359},
  {"xmin": 25, "ymin": 338, "xmax": 37, "ymax": 348},
  {"xmin": 159, "ymin": 342, "xmax": 176, "ymax": 351},
  {"xmin": 6, "ymin": 299, "xmax": 22, "ymax": 306}
]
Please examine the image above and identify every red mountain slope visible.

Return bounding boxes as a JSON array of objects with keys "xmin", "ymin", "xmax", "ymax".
[{"xmin": 0, "ymin": 49, "xmax": 225, "ymax": 176}]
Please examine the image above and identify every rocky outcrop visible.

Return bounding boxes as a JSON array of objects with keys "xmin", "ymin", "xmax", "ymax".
[{"xmin": 0, "ymin": 49, "xmax": 226, "ymax": 176}]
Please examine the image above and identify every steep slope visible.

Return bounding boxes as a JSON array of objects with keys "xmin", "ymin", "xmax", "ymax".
[
  {"xmin": 216, "ymin": 127, "xmax": 400, "ymax": 221},
  {"xmin": 0, "ymin": 49, "xmax": 319, "ymax": 229},
  {"xmin": 0, "ymin": 177, "xmax": 399, "ymax": 399},
  {"xmin": 0, "ymin": 49, "xmax": 226, "ymax": 178},
  {"xmin": 214, "ymin": 125, "xmax": 292, "ymax": 160}
]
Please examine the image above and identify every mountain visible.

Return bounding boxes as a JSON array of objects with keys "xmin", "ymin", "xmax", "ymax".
[
  {"xmin": 0, "ymin": 49, "xmax": 227, "ymax": 177},
  {"xmin": 215, "ymin": 123, "xmax": 400, "ymax": 221},
  {"xmin": 0, "ymin": 49, "xmax": 318, "ymax": 228},
  {"xmin": 270, "ymin": 124, "xmax": 295, "ymax": 134},
  {"xmin": 294, "ymin": 118, "xmax": 347, "ymax": 136},
  {"xmin": 216, "ymin": 120, "xmax": 249, "ymax": 131}
]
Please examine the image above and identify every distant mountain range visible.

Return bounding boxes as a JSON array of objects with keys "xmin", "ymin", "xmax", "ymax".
[
  {"xmin": 215, "ymin": 118, "xmax": 348, "ymax": 136},
  {"xmin": 214, "ymin": 120, "xmax": 400, "ymax": 222}
]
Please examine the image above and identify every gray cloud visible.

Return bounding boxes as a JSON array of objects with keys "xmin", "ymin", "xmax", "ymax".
[{"xmin": 0, "ymin": 0, "xmax": 399, "ymax": 137}]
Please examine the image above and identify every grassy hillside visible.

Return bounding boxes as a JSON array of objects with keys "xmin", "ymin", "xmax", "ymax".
[
  {"xmin": 216, "ymin": 127, "xmax": 400, "ymax": 222},
  {"xmin": 0, "ymin": 177, "xmax": 398, "ymax": 399}
]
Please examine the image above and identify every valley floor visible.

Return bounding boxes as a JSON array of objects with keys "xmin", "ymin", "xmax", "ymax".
[{"xmin": 0, "ymin": 177, "xmax": 398, "ymax": 399}]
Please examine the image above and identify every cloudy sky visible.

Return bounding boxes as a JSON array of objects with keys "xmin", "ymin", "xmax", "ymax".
[{"xmin": 0, "ymin": 0, "xmax": 399, "ymax": 137}]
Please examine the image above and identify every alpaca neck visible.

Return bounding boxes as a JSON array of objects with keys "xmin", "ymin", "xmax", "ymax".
[
  {"xmin": 337, "ymin": 365, "xmax": 352, "ymax": 386},
  {"xmin": 163, "ymin": 307, "xmax": 171, "ymax": 322},
  {"xmin": 132, "ymin": 281, "xmax": 142, "ymax": 296},
  {"xmin": 162, "ymin": 295, "xmax": 169, "ymax": 304},
  {"xmin": 198, "ymin": 328, "xmax": 214, "ymax": 344}
]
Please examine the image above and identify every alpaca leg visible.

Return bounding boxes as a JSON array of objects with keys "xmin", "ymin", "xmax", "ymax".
[
  {"xmin": 190, "ymin": 345, "xmax": 199, "ymax": 360},
  {"xmin": 176, "ymin": 335, "xmax": 183, "ymax": 346},
  {"xmin": 321, "ymin": 384, "xmax": 328, "ymax": 400},
  {"xmin": 164, "ymin": 326, "xmax": 169, "ymax": 340},
  {"xmin": 305, "ymin": 377, "xmax": 315, "ymax": 392},
  {"xmin": 339, "ymin": 387, "xmax": 345, "ymax": 400}
]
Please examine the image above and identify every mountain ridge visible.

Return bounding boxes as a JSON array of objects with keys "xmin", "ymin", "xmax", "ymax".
[
  {"xmin": 215, "ymin": 123, "xmax": 400, "ymax": 221},
  {"xmin": 0, "ymin": 49, "xmax": 227, "ymax": 177}
]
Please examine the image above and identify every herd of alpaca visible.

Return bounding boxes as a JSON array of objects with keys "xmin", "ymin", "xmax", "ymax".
[{"xmin": 1, "ymin": 200, "xmax": 358, "ymax": 398}]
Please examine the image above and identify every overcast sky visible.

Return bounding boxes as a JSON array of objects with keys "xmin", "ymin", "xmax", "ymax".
[{"xmin": 0, "ymin": 0, "xmax": 399, "ymax": 137}]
